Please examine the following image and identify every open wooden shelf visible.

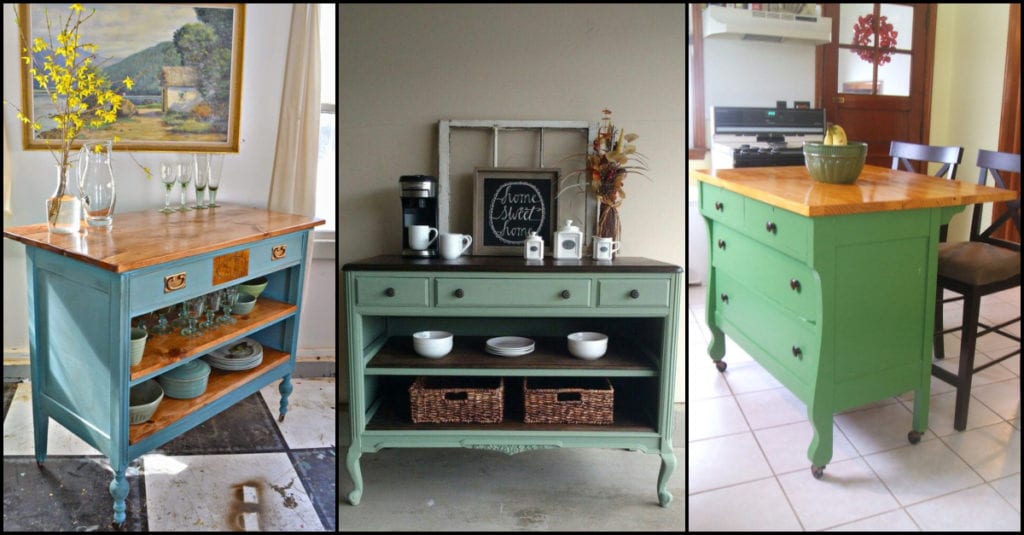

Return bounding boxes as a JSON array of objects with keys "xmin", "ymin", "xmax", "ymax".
[
  {"xmin": 131, "ymin": 298, "xmax": 296, "ymax": 380},
  {"xmin": 128, "ymin": 346, "xmax": 290, "ymax": 444},
  {"xmin": 367, "ymin": 336, "xmax": 657, "ymax": 375}
]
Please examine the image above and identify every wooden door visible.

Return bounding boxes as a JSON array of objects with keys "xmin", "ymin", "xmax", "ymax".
[
  {"xmin": 994, "ymin": 3, "xmax": 1020, "ymax": 244},
  {"xmin": 818, "ymin": 4, "xmax": 935, "ymax": 168}
]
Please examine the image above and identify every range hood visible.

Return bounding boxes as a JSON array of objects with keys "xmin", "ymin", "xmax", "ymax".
[{"xmin": 703, "ymin": 5, "xmax": 832, "ymax": 45}]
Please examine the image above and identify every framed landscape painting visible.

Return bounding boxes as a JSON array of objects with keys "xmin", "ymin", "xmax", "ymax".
[{"xmin": 17, "ymin": 3, "xmax": 245, "ymax": 152}]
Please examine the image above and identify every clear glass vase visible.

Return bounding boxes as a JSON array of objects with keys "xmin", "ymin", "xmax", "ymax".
[
  {"xmin": 78, "ymin": 140, "xmax": 116, "ymax": 227},
  {"xmin": 46, "ymin": 165, "xmax": 81, "ymax": 235}
]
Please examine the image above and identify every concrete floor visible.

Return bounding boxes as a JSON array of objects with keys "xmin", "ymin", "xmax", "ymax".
[{"xmin": 339, "ymin": 404, "xmax": 685, "ymax": 531}]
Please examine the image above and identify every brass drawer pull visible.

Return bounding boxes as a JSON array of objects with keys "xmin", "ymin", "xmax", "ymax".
[
  {"xmin": 164, "ymin": 272, "xmax": 186, "ymax": 293},
  {"xmin": 272, "ymin": 244, "xmax": 287, "ymax": 260}
]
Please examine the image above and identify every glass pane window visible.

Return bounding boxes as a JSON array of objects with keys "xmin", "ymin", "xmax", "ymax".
[
  {"xmin": 837, "ymin": 3, "xmax": 913, "ymax": 96},
  {"xmin": 316, "ymin": 3, "xmax": 336, "ymax": 233},
  {"xmin": 878, "ymin": 52, "xmax": 911, "ymax": 96},
  {"xmin": 880, "ymin": 3, "xmax": 914, "ymax": 50}
]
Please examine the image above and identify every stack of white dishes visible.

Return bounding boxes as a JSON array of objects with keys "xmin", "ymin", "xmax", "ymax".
[
  {"xmin": 205, "ymin": 338, "xmax": 264, "ymax": 371},
  {"xmin": 485, "ymin": 336, "xmax": 535, "ymax": 357}
]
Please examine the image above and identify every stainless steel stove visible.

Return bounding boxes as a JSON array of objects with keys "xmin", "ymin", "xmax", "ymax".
[{"xmin": 710, "ymin": 106, "xmax": 826, "ymax": 169}]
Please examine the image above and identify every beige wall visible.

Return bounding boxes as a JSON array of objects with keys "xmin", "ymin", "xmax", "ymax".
[
  {"xmin": 930, "ymin": 3, "xmax": 1011, "ymax": 241},
  {"xmin": 339, "ymin": 4, "xmax": 686, "ymax": 401}
]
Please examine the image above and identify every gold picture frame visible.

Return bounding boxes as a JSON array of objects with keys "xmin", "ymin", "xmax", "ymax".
[{"xmin": 17, "ymin": 3, "xmax": 245, "ymax": 152}]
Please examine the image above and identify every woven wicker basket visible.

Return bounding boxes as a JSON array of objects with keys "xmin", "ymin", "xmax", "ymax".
[
  {"xmin": 409, "ymin": 376, "xmax": 504, "ymax": 423},
  {"xmin": 523, "ymin": 377, "xmax": 614, "ymax": 424}
]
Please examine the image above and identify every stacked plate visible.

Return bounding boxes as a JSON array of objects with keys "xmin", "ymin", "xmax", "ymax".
[
  {"xmin": 485, "ymin": 336, "xmax": 535, "ymax": 357},
  {"xmin": 205, "ymin": 338, "xmax": 264, "ymax": 371}
]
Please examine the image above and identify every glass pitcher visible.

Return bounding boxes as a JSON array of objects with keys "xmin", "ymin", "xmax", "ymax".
[{"xmin": 78, "ymin": 140, "xmax": 116, "ymax": 227}]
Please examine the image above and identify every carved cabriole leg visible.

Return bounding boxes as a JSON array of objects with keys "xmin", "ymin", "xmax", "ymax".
[
  {"xmin": 346, "ymin": 444, "xmax": 363, "ymax": 505},
  {"xmin": 278, "ymin": 374, "xmax": 293, "ymax": 422},
  {"xmin": 657, "ymin": 451, "xmax": 676, "ymax": 507},
  {"xmin": 807, "ymin": 403, "xmax": 834, "ymax": 478},
  {"xmin": 109, "ymin": 467, "xmax": 129, "ymax": 525}
]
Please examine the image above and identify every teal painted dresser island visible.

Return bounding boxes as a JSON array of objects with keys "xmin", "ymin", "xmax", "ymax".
[
  {"xmin": 344, "ymin": 255, "xmax": 682, "ymax": 506},
  {"xmin": 693, "ymin": 164, "xmax": 1017, "ymax": 478},
  {"xmin": 3, "ymin": 205, "xmax": 323, "ymax": 525}
]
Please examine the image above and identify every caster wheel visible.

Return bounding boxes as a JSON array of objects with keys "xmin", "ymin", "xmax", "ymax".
[
  {"xmin": 811, "ymin": 465, "xmax": 824, "ymax": 479},
  {"xmin": 715, "ymin": 360, "xmax": 727, "ymax": 372},
  {"xmin": 908, "ymin": 430, "xmax": 923, "ymax": 444}
]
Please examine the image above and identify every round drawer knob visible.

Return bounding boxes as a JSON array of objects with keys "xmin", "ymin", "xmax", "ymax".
[
  {"xmin": 720, "ymin": 293, "xmax": 729, "ymax": 304},
  {"xmin": 790, "ymin": 279, "xmax": 801, "ymax": 292},
  {"xmin": 792, "ymin": 345, "xmax": 802, "ymax": 358},
  {"xmin": 629, "ymin": 289, "xmax": 640, "ymax": 299},
  {"xmin": 384, "ymin": 287, "xmax": 396, "ymax": 297},
  {"xmin": 560, "ymin": 289, "xmax": 572, "ymax": 299},
  {"xmin": 766, "ymin": 221, "xmax": 777, "ymax": 234},
  {"xmin": 714, "ymin": 201, "xmax": 724, "ymax": 211},
  {"xmin": 717, "ymin": 239, "xmax": 726, "ymax": 250},
  {"xmin": 454, "ymin": 289, "xmax": 464, "ymax": 298}
]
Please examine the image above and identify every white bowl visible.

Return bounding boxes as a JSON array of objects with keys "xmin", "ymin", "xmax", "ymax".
[
  {"xmin": 567, "ymin": 332, "xmax": 608, "ymax": 360},
  {"xmin": 412, "ymin": 331, "xmax": 454, "ymax": 358}
]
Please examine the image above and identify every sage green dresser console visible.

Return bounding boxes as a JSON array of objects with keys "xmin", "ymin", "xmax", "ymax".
[
  {"xmin": 343, "ymin": 255, "xmax": 682, "ymax": 506},
  {"xmin": 693, "ymin": 164, "xmax": 1017, "ymax": 478}
]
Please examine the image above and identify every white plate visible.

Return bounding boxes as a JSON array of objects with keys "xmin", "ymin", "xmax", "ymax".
[
  {"xmin": 486, "ymin": 337, "xmax": 534, "ymax": 350},
  {"xmin": 485, "ymin": 347, "xmax": 534, "ymax": 357},
  {"xmin": 206, "ymin": 339, "xmax": 264, "ymax": 371}
]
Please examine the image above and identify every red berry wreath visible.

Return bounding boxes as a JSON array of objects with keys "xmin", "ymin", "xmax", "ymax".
[{"xmin": 851, "ymin": 14, "xmax": 898, "ymax": 65}]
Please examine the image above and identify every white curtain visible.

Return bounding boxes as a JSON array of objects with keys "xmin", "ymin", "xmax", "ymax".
[
  {"xmin": 268, "ymin": 4, "xmax": 321, "ymax": 217},
  {"xmin": 4, "ymin": 120, "xmax": 11, "ymax": 215}
]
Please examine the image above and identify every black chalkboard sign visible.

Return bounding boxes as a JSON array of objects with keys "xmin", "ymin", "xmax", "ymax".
[{"xmin": 472, "ymin": 167, "xmax": 559, "ymax": 255}]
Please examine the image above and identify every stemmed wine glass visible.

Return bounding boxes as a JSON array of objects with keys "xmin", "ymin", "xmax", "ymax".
[
  {"xmin": 149, "ymin": 305, "xmax": 173, "ymax": 335},
  {"xmin": 176, "ymin": 160, "xmax": 193, "ymax": 212},
  {"xmin": 218, "ymin": 287, "xmax": 239, "ymax": 324},
  {"xmin": 159, "ymin": 162, "xmax": 177, "ymax": 213},
  {"xmin": 192, "ymin": 154, "xmax": 209, "ymax": 209},
  {"xmin": 180, "ymin": 296, "xmax": 205, "ymax": 337},
  {"xmin": 200, "ymin": 291, "xmax": 221, "ymax": 330},
  {"xmin": 207, "ymin": 154, "xmax": 224, "ymax": 207}
]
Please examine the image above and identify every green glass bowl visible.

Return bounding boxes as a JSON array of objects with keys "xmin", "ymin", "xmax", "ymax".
[{"xmin": 803, "ymin": 142, "xmax": 868, "ymax": 184}]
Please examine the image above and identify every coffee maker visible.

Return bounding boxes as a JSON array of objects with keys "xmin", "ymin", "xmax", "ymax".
[{"xmin": 400, "ymin": 175, "xmax": 438, "ymax": 257}]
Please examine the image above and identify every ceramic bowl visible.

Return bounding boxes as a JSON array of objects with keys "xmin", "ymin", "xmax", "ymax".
[
  {"xmin": 412, "ymin": 331, "xmax": 454, "ymax": 358},
  {"xmin": 803, "ymin": 142, "xmax": 868, "ymax": 184},
  {"xmin": 129, "ymin": 379, "xmax": 163, "ymax": 425},
  {"xmin": 232, "ymin": 293, "xmax": 257, "ymax": 315},
  {"xmin": 567, "ymin": 332, "xmax": 609, "ymax": 360},
  {"xmin": 130, "ymin": 327, "xmax": 148, "ymax": 367},
  {"xmin": 157, "ymin": 359, "xmax": 211, "ymax": 399},
  {"xmin": 238, "ymin": 276, "xmax": 269, "ymax": 299}
]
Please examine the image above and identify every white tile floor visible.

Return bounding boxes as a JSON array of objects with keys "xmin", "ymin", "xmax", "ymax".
[{"xmin": 687, "ymin": 284, "xmax": 1020, "ymax": 531}]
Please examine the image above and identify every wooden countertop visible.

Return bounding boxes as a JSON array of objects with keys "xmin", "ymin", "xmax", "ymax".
[
  {"xmin": 691, "ymin": 165, "xmax": 1018, "ymax": 217},
  {"xmin": 3, "ymin": 204, "xmax": 324, "ymax": 273},
  {"xmin": 344, "ymin": 255, "xmax": 682, "ymax": 273}
]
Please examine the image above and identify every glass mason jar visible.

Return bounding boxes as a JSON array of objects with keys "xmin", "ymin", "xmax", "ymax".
[{"xmin": 78, "ymin": 140, "xmax": 116, "ymax": 227}]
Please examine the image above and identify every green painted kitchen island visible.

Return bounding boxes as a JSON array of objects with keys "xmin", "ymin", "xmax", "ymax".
[
  {"xmin": 343, "ymin": 255, "xmax": 682, "ymax": 506},
  {"xmin": 693, "ymin": 164, "xmax": 1017, "ymax": 478}
]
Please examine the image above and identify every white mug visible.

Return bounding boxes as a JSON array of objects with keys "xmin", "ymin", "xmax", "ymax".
[
  {"xmin": 592, "ymin": 236, "xmax": 620, "ymax": 260},
  {"xmin": 439, "ymin": 233, "xmax": 473, "ymax": 260},
  {"xmin": 408, "ymin": 225, "xmax": 439, "ymax": 250}
]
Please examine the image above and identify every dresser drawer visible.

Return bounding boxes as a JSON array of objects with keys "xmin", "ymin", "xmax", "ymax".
[
  {"xmin": 714, "ymin": 271, "xmax": 818, "ymax": 387},
  {"xmin": 436, "ymin": 278, "xmax": 591, "ymax": 308},
  {"xmin": 355, "ymin": 276, "xmax": 430, "ymax": 307},
  {"xmin": 743, "ymin": 198, "xmax": 812, "ymax": 262},
  {"xmin": 249, "ymin": 232, "xmax": 305, "ymax": 273},
  {"xmin": 597, "ymin": 279, "xmax": 670, "ymax": 308},
  {"xmin": 129, "ymin": 254, "xmax": 215, "ymax": 313},
  {"xmin": 700, "ymin": 183, "xmax": 745, "ymax": 228},
  {"xmin": 711, "ymin": 225, "xmax": 819, "ymax": 322}
]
